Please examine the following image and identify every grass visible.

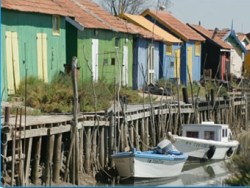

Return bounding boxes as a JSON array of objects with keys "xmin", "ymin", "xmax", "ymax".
[
  {"xmin": 225, "ymin": 154, "xmax": 250, "ymax": 186},
  {"xmin": 11, "ymin": 75, "xmax": 235, "ymax": 114},
  {"xmin": 14, "ymin": 74, "xmax": 148, "ymax": 113}
]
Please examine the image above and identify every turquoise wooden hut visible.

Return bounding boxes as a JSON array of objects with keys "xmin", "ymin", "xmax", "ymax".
[
  {"xmin": 58, "ymin": 0, "xmax": 138, "ymax": 87},
  {"xmin": 141, "ymin": 9, "xmax": 205, "ymax": 86},
  {"xmin": 1, "ymin": 0, "xmax": 71, "ymax": 101}
]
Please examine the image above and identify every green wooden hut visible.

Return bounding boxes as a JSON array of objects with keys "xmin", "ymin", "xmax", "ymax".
[
  {"xmin": 1, "ymin": 0, "xmax": 71, "ymax": 100},
  {"xmin": 60, "ymin": 0, "xmax": 137, "ymax": 87}
]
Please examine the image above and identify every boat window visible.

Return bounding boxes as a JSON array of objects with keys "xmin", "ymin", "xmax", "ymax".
[
  {"xmin": 204, "ymin": 131, "xmax": 215, "ymax": 140},
  {"xmin": 186, "ymin": 131, "xmax": 199, "ymax": 138},
  {"xmin": 222, "ymin": 129, "xmax": 228, "ymax": 137}
]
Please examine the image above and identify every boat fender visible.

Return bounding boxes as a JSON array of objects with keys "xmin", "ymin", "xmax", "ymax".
[
  {"xmin": 226, "ymin": 147, "xmax": 233, "ymax": 157},
  {"xmin": 206, "ymin": 145, "xmax": 216, "ymax": 159}
]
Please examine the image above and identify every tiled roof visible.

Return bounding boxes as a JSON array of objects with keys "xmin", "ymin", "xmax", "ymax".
[
  {"xmin": 237, "ymin": 33, "xmax": 245, "ymax": 41},
  {"xmin": 237, "ymin": 33, "xmax": 250, "ymax": 51},
  {"xmin": 2, "ymin": 0, "xmax": 71, "ymax": 16},
  {"xmin": 210, "ymin": 28, "xmax": 230, "ymax": 39},
  {"xmin": 141, "ymin": 9, "xmax": 205, "ymax": 42},
  {"xmin": 122, "ymin": 20, "xmax": 163, "ymax": 41},
  {"xmin": 188, "ymin": 24, "xmax": 231, "ymax": 49},
  {"xmin": 120, "ymin": 13, "xmax": 182, "ymax": 43},
  {"xmin": 55, "ymin": 0, "xmax": 138, "ymax": 34}
]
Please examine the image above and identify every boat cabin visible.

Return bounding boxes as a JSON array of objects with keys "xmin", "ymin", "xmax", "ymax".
[{"xmin": 182, "ymin": 122, "xmax": 232, "ymax": 142}]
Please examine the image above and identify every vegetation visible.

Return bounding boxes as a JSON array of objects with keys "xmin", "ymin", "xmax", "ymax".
[
  {"xmin": 15, "ymin": 74, "xmax": 146, "ymax": 113},
  {"xmin": 12, "ymin": 74, "xmax": 237, "ymax": 114},
  {"xmin": 225, "ymin": 154, "xmax": 250, "ymax": 186},
  {"xmin": 98, "ymin": 0, "xmax": 171, "ymax": 15}
]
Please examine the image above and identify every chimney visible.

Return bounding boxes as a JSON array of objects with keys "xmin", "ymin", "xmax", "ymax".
[{"xmin": 212, "ymin": 28, "xmax": 219, "ymax": 39}]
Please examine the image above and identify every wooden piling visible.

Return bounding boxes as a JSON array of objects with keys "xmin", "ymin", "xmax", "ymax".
[
  {"xmin": 45, "ymin": 131, "xmax": 55, "ymax": 186},
  {"xmin": 134, "ymin": 120, "xmax": 140, "ymax": 150},
  {"xmin": 53, "ymin": 133, "xmax": 62, "ymax": 183},
  {"xmin": 31, "ymin": 137, "xmax": 42, "ymax": 184},
  {"xmin": 140, "ymin": 118, "xmax": 145, "ymax": 150},
  {"xmin": 99, "ymin": 127, "xmax": 105, "ymax": 167},
  {"xmin": 129, "ymin": 122, "xmax": 134, "ymax": 148},
  {"xmin": 85, "ymin": 127, "xmax": 91, "ymax": 173},
  {"xmin": 92, "ymin": 127, "xmax": 97, "ymax": 172},
  {"xmin": 79, "ymin": 128, "xmax": 83, "ymax": 172},
  {"xmin": 24, "ymin": 137, "xmax": 33, "ymax": 185},
  {"xmin": 145, "ymin": 118, "xmax": 149, "ymax": 148}
]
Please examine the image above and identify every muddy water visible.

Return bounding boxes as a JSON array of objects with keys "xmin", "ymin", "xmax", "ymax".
[{"xmin": 108, "ymin": 160, "xmax": 234, "ymax": 186}]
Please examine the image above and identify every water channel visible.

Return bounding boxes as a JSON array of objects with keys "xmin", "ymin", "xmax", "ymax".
[{"xmin": 101, "ymin": 160, "xmax": 234, "ymax": 186}]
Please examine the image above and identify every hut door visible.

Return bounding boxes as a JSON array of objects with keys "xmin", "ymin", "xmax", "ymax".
[
  {"xmin": 5, "ymin": 31, "xmax": 20, "ymax": 95},
  {"xmin": 92, "ymin": 39, "xmax": 99, "ymax": 82},
  {"xmin": 174, "ymin": 49, "xmax": 180, "ymax": 84},
  {"xmin": 147, "ymin": 45, "xmax": 154, "ymax": 84},
  {"xmin": 122, "ymin": 46, "xmax": 128, "ymax": 86},
  {"xmin": 37, "ymin": 33, "xmax": 48, "ymax": 82},
  {"xmin": 187, "ymin": 46, "xmax": 193, "ymax": 82}
]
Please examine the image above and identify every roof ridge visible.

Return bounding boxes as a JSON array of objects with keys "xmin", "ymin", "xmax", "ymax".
[{"xmin": 70, "ymin": 0, "xmax": 115, "ymax": 31}]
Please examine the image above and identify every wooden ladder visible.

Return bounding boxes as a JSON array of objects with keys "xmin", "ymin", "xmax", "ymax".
[{"xmin": 11, "ymin": 108, "xmax": 25, "ymax": 186}]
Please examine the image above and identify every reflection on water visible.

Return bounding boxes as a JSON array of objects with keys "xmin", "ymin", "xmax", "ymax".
[{"xmin": 116, "ymin": 160, "xmax": 233, "ymax": 186}]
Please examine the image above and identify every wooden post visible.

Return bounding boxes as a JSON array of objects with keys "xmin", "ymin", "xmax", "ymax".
[
  {"xmin": 109, "ymin": 111, "xmax": 115, "ymax": 165},
  {"xmin": 31, "ymin": 137, "xmax": 42, "ymax": 184},
  {"xmin": 99, "ymin": 127, "xmax": 105, "ymax": 168},
  {"xmin": 75, "ymin": 129, "xmax": 79, "ymax": 185},
  {"xmin": 92, "ymin": 128, "xmax": 97, "ymax": 172},
  {"xmin": 79, "ymin": 128, "xmax": 83, "ymax": 172},
  {"xmin": 182, "ymin": 87, "xmax": 189, "ymax": 104},
  {"xmin": 24, "ymin": 137, "xmax": 33, "ymax": 185},
  {"xmin": 85, "ymin": 127, "xmax": 91, "ymax": 173},
  {"xmin": 124, "ymin": 122, "xmax": 129, "ymax": 151},
  {"xmin": 45, "ymin": 132, "xmax": 55, "ymax": 186},
  {"xmin": 120, "ymin": 121, "xmax": 124, "ymax": 151},
  {"xmin": 64, "ymin": 57, "xmax": 79, "ymax": 184},
  {"xmin": 140, "ymin": 119, "xmax": 145, "ymax": 151},
  {"xmin": 2, "ymin": 107, "xmax": 10, "ymax": 177},
  {"xmin": 134, "ymin": 120, "xmax": 140, "ymax": 150},
  {"xmin": 53, "ymin": 133, "xmax": 62, "ymax": 183},
  {"xmin": 129, "ymin": 122, "xmax": 134, "ymax": 148},
  {"xmin": 145, "ymin": 118, "xmax": 149, "ymax": 148}
]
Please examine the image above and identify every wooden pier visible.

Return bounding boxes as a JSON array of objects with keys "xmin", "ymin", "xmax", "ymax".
[{"xmin": 1, "ymin": 95, "xmax": 247, "ymax": 186}]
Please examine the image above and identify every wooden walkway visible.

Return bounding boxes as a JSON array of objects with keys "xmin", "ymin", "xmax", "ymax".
[{"xmin": 1, "ymin": 95, "xmax": 247, "ymax": 186}]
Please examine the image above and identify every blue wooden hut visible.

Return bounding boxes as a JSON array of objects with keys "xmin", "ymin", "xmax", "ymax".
[
  {"xmin": 120, "ymin": 14, "xmax": 182, "ymax": 89},
  {"xmin": 141, "ymin": 9, "xmax": 205, "ymax": 86}
]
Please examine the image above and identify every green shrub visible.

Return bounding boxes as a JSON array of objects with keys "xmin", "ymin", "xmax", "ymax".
[{"xmin": 225, "ymin": 154, "xmax": 250, "ymax": 186}]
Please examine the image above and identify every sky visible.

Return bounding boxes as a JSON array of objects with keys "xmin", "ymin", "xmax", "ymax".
[
  {"xmin": 167, "ymin": 0, "xmax": 249, "ymax": 33},
  {"xmin": 93, "ymin": 0, "xmax": 249, "ymax": 33}
]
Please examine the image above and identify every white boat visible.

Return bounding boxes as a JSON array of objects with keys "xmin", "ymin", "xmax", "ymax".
[
  {"xmin": 111, "ymin": 140, "xmax": 188, "ymax": 178},
  {"xmin": 168, "ymin": 121, "xmax": 239, "ymax": 160}
]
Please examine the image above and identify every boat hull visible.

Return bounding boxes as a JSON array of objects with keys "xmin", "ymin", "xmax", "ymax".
[
  {"xmin": 173, "ymin": 136, "xmax": 239, "ymax": 160},
  {"xmin": 112, "ymin": 150, "xmax": 187, "ymax": 178}
]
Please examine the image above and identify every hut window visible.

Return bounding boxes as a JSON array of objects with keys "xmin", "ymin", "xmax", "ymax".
[
  {"xmin": 166, "ymin": 43, "xmax": 172, "ymax": 55},
  {"xmin": 52, "ymin": 15, "xmax": 60, "ymax": 35},
  {"xmin": 195, "ymin": 42, "xmax": 201, "ymax": 56},
  {"xmin": 103, "ymin": 58, "xmax": 108, "ymax": 65},
  {"xmin": 115, "ymin": 37, "xmax": 120, "ymax": 48},
  {"xmin": 111, "ymin": 58, "xmax": 116, "ymax": 65}
]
